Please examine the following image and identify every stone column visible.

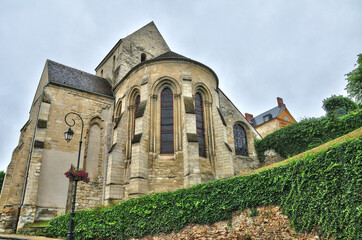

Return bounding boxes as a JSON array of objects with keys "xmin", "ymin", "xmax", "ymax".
[{"xmin": 205, "ymin": 101, "xmax": 216, "ymax": 171}]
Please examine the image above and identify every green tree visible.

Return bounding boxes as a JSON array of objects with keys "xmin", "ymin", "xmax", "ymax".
[
  {"xmin": 322, "ymin": 95, "xmax": 358, "ymax": 117},
  {"xmin": 345, "ymin": 54, "xmax": 362, "ymax": 104},
  {"xmin": 0, "ymin": 171, "xmax": 5, "ymax": 193}
]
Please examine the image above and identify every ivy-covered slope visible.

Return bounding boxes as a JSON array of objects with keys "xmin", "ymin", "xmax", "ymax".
[
  {"xmin": 255, "ymin": 109, "xmax": 362, "ymax": 162},
  {"xmin": 45, "ymin": 136, "xmax": 362, "ymax": 240}
]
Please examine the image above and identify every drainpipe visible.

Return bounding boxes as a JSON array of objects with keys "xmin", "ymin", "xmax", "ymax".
[{"xmin": 16, "ymin": 83, "xmax": 49, "ymax": 232}]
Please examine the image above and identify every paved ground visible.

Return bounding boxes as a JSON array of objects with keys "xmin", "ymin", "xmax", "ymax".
[{"xmin": 0, "ymin": 234, "xmax": 59, "ymax": 240}]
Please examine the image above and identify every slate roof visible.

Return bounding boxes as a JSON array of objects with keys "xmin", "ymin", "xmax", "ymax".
[
  {"xmin": 47, "ymin": 60, "xmax": 113, "ymax": 97},
  {"xmin": 153, "ymin": 51, "xmax": 189, "ymax": 60},
  {"xmin": 114, "ymin": 50, "xmax": 220, "ymax": 90},
  {"xmin": 251, "ymin": 106, "xmax": 285, "ymax": 127}
]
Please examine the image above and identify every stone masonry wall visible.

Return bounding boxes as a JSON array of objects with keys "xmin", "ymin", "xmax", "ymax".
[
  {"xmin": 112, "ymin": 59, "xmax": 261, "ymax": 199},
  {"xmin": 16, "ymin": 84, "xmax": 113, "ymax": 229},
  {"xmin": 218, "ymin": 90, "xmax": 261, "ymax": 176},
  {"xmin": 132, "ymin": 205, "xmax": 321, "ymax": 240}
]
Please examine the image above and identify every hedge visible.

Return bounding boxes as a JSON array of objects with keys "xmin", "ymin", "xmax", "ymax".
[
  {"xmin": 322, "ymin": 95, "xmax": 358, "ymax": 116},
  {"xmin": 45, "ymin": 136, "xmax": 362, "ymax": 239},
  {"xmin": 255, "ymin": 109, "xmax": 362, "ymax": 162}
]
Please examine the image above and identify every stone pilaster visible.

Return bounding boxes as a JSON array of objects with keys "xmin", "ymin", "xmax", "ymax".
[{"xmin": 18, "ymin": 101, "xmax": 50, "ymax": 230}]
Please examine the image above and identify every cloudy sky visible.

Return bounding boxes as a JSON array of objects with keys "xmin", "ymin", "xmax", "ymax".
[{"xmin": 0, "ymin": 0, "xmax": 361, "ymax": 171}]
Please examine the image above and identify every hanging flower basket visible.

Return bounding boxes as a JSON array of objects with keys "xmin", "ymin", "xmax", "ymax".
[{"xmin": 64, "ymin": 169, "xmax": 90, "ymax": 183}]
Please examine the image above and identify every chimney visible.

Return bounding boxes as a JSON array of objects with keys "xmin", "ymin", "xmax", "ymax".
[
  {"xmin": 245, "ymin": 113, "xmax": 253, "ymax": 122},
  {"xmin": 277, "ymin": 97, "xmax": 285, "ymax": 108}
]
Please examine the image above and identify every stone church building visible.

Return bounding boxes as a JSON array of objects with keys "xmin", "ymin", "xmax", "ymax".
[{"xmin": 0, "ymin": 22, "xmax": 261, "ymax": 231}]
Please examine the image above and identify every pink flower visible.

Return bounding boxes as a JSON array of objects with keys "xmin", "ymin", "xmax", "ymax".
[{"xmin": 64, "ymin": 168, "xmax": 90, "ymax": 184}]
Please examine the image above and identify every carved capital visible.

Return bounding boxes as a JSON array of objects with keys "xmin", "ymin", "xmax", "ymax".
[
  {"xmin": 150, "ymin": 94, "xmax": 158, "ymax": 100},
  {"xmin": 205, "ymin": 101, "xmax": 212, "ymax": 107},
  {"xmin": 174, "ymin": 93, "xmax": 182, "ymax": 99},
  {"xmin": 128, "ymin": 105, "xmax": 134, "ymax": 110}
]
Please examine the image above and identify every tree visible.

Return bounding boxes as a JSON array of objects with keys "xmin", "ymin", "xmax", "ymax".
[
  {"xmin": 345, "ymin": 54, "xmax": 362, "ymax": 104},
  {"xmin": 322, "ymin": 95, "xmax": 358, "ymax": 117},
  {"xmin": 0, "ymin": 171, "xmax": 5, "ymax": 194}
]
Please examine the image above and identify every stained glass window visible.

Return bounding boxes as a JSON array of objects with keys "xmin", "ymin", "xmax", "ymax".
[
  {"xmin": 160, "ymin": 88, "xmax": 174, "ymax": 154},
  {"xmin": 233, "ymin": 124, "xmax": 248, "ymax": 156},
  {"xmin": 195, "ymin": 93, "xmax": 206, "ymax": 157},
  {"xmin": 133, "ymin": 95, "xmax": 140, "ymax": 138}
]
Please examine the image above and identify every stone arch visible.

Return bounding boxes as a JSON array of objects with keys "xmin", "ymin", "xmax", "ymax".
[
  {"xmin": 114, "ymin": 99, "xmax": 123, "ymax": 128},
  {"xmin": 193, "ymin": 82, "xmax": 213, "ymax": 103},
  {"xmin": 150, "ymin": 76, "xmax": 181, "ymax": 95},
  {"xmin": 83, "ymin": 116, "xmax": 104, "ymax": 181},
  {"xmin": 115, "ymin": 99, "xmax": 122, "ymax": 119},
  {"xmin": 192, "ymin": 82, "xmax": 216, "ymax": 173},
  {"xmin": 125, "ymin": 86, "xmax": 141, "ymax": 160},
  {"xmin": 127, "ymin": 86, "xmax": 141, "ymax": 107},
  {"xmin": 149, "ymin": 77, "xmax": 182, "ymax": 154}
]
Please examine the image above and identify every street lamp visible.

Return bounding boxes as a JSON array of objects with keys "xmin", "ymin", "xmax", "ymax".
[
  {"xmin": 64, "ymin": 112, "xmax": 84, "ymax": 240},
  {"xmin": 64, "ymin": 128, "xmax": 74, "ymax": 142}
]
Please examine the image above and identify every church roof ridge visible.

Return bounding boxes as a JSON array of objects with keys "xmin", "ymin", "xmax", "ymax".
[{"xmin": 47, "ymin": 59, "xmax": 113, "ymax": 98}]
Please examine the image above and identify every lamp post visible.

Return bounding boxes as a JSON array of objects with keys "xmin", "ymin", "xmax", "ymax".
[{"xmin": 64, "ymin": 112, "xmax": 84, "ymax": 240}]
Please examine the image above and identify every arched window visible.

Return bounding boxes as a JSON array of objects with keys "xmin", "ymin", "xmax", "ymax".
[
  {"xmin": 133, "ymin": 95, "xmax": 140, "ymax": 138},
  {"xmin": 160, "ymin": 88, "xmax": 174, "ymax": 154},
  {"xmin": 85, "ymin": 124, "xmax": 101, "ymax": 180},
  {"xmin": 141, "ymin": 53, "xmax": 146, "ymax": 62},
  {"xmin": 195, "ymin": 92, "xmax": 206, "ymax": 157},
  {"xmin": 233, "ymin": 124, "xmax": 248, "ymax": 156}
]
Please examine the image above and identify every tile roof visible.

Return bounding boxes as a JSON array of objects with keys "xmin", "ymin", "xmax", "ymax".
[
  {"xmin": 251, "ymin": 106, "xmax": 284, "ymax": 127},
  {"xmin": 47, "ymin": 60, "xmax": 113, "ymax": 97}
]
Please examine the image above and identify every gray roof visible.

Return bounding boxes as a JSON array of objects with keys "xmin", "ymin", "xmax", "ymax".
[
  {"xmin": 114, "ymin": 50, "xmax": 220, "ymax": 90},
  {"xmin": 153, "ymin": 51, "xmax": 189, "ymax": 60},
  {"xmin": 47, "ymin": 60, "xmax": 113, "ymax": 97},
  {"xmin": 251, "ymin": 106, "xmax": 284, "ymax": 127}
]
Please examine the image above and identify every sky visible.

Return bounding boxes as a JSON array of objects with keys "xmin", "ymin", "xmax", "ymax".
[{"xmin": 0, "ymin": 0, "xmax": 361, "ymax": 171}]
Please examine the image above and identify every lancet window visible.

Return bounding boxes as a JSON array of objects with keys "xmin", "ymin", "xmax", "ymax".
[
  {"xmin": 160, "ymin": 88, "xmax": 174, "ymax": 154},
  {"xmin": 133, "ymin": 95, "xmax": 140, "ymax": 138},
  {"xmin": 195, "ymin": 92, "xmax": 206, "ymax": 157},
  {"xmin": 233, "ymin": 124, "xmax": 248, "ymax": 156}
]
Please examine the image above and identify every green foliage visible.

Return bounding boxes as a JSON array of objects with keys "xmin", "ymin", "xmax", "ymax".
[
  {"xmin": 44, "ymin": 137, "xmax": 362, "ymax": 240},
  {"xmin": 255, "ymin": 109, "xmax": 362, "ymax": 162},
  {"xmin": 322, "ymin": 95, "xmax": 358, "ymax": 117},
  {"xmin": 0, "ymin": 171, "xmax": 5, "ymax": 193},
  {"xmin": 345, "ymin": 54, "xmax": 362, "ymax": 104}
]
